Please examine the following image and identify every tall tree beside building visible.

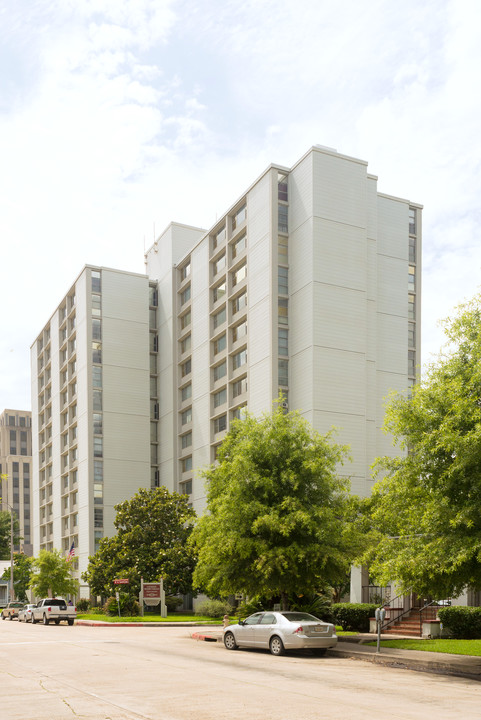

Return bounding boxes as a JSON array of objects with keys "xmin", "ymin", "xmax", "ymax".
[
  {"xmin": 366, "ymin": 294, "xmax": 481, "ymax": 598},
  {"xmin": 191, "ymin": 404, "xmax": 365, "ymax": 609}
]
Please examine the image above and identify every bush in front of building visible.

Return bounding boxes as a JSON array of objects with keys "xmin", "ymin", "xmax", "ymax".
[
  {"xmin": 331, "ymin": 603, "xmax": 378, "ymax": 632},
  {"xmin": 103, "ymin": 595, "xmax": 141, "ymax": 617},
  {"xmin": 76, "ymin": 598, "xmax": 90, "ymax": 612},
  {"xmin": 437, "ymin": 606, "xmax": 481, "ymax": 639},
  {"xmin": 194, "ymin": 599, "xmax": 233, "ymax": 617}
]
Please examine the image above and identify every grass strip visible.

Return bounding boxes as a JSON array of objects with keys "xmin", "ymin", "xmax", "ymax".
[{"xmin": 365, "ymin": 638, "xmax": 481, "ymax": 656}]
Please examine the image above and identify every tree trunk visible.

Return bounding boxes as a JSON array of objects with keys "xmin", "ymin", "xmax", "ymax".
[{"xmin": 280, "ymin": 591, "xmax": 289, "ymax": 611}]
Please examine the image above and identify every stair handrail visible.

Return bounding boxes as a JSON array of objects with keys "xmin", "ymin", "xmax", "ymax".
[{"xmin": 378, "ymin": 591, "xmax": 407, "ymax": 632}]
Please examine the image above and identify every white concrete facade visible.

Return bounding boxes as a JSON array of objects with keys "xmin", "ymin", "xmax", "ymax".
[{"xmin": 31, "ymin": 146, "xmax": 421, "ymax": 600}]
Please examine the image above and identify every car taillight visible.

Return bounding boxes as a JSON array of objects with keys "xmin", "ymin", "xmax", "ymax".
[
  {"xmin": 74, "ymin": 607, "xmax": 77, "ymax": 612},
  {"xmin": 48, "ymin": 607, "xmax": 51, "ymax": 612},
  {"xmin": 293, "ymin": 625, "xmax": 303, "ymax": 634}
]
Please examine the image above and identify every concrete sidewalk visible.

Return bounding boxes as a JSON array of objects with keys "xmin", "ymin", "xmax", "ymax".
[{"xmin": 191, "ymin": 629, "xmax": 481, "ymax": 681}]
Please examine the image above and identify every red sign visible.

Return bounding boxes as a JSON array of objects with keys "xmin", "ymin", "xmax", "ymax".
[
  {"xmin": 113, "ymin": 579, "xmax": 129, "ymax": 585},
  {"xmin": 143, "ymin": 583, "xmax": 161, "ymax": 598}
]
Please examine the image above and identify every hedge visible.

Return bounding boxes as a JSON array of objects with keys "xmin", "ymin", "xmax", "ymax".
[
  {"xmin": 331, "ymin": 603, "xmax": 378, "ymax": 632},
  {"xmin": 437, "ymin": 606, "xmax": 481, "ymax": 639}
]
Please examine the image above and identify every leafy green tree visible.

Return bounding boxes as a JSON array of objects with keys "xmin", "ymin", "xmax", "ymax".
[
  {"xmin": 365, "ymin": 294, "xmax": 481, "ymax": 598},
  {"xmin": 191, "ymin": 404, "xmax": 364, "ymax": 610},
  {"xmin": 0, "ymin": 510, "xmax": 21, "ymax": 560},
  {"xmin": 29, "ymin": 549, "xmax": 79, "ymax": 598},
  {"xmin": 2, "ymin": 553, "xmax": 34, "ymax": 601},
  {"xmin": 82, "ymin": 487, "xmax": 196, "ymax": 598}
]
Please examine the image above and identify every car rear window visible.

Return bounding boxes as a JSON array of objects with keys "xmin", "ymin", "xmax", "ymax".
[
  {"xmin": 280, "ymin": 612, "xmax": 321, "ymax": 622},
  {"xmin": 48, "ymin": 599, "xmax": 67, "ymax": 608}
]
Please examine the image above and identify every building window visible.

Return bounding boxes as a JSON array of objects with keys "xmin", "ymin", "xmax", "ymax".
[
  {"xmin": 92, "ymin": 294, "xmax": 101, "ymax": 316},
  {"xmin": 149, "ymin": 308, "xmax": 157, "ymax": 329},
  {"xmin": 232, "ymin": 404, "xmax": 247, "ymax": 421},
  {"xmin": 408, "ymin": 323, "xmax": 416, "ymax": 348},
  {"xmin": 94, "ymin": 460, "xmax": 103, "ymax": 481},
  {"xmin": 232, "ymin": 321, "xmax": 247, "ymax": 343},
  {"xmin": 149, "ymin": 286, "xmax": 158, "ymax": 306},
  {"xmin": 233, "ymin": 349, "xmax": 247, "ymax": 371},
  {"xmin": 278, "ymin": 298, "xmax": 288, "ymax": 324},
  {"xmin": 10, "ymin": 430, "xmax": 16, "ymax": 454},
  {"xmin": 213, "ymin": 334, "xmax": 226, "ymax": 355},
  {"xmin": 93, "ymin": 413, "xmax": 102, "ymax": 435},
  {"xmin": 181, "ymin": 407, "xmax": 192, "ymax": 425},
  {"xmin": 93, "ymin": 390, "xmax": 102, "ymax": 411},
  {"xmin": 409, "ymin": 237, "xmax": 416, "ymax": 264},
  {"xmin": 278, "ymin": 204, "xmax": 288, "ymax": 233},
  {"xmin": 92, "ymin": 271, "xmax": 101, "ymax": 293},
  {"xmin": 180, "ymin": 285, "xmax": 191, "ymax": 305},
  {"xmin": 181, "ymin": 358, "xmax": 192, "ymax": 377},
  {"xmin": 214, "ymin": 414, "xmax": 227, "ymax": 434},
  {"xmin": 94, "ymin": 437, "xmax": 103, "ymax": 458},
  {"xmin": 233, "ymin": 263, "xmax": 247, "ymax": 286},
  {"xmin": 409, "ymin": 208, "xmax": 416, "ymax": 235},
  {"xmin": 92, "ymin": 342, "xmax": 102, "ymax": 364},
  {"xmin": 181, "ymin": 432, "xmax": 192, "ymax": 449},
  {"xmin": 150, "ymin": 333, "xmax": 159, "ymax": 352},
  {"xmin": 232, "ymin": 377, "xmax": 247, "ymax": 398},
  {"xmin": 213, "ymin": 226, "xmax": 226, "ymax": 250},
  {"xmin": 232, "ymin": 292, "xmax": 247, "ymax": 314},
  {"xmin": 408, "ymin": 265, "xmax": 415, "ymax": 292},
  {"xmin": 278, "ymin": 359, "xmax": 289, "ymax": 386},
  {"xmin": 278, "ymin": 266, "xmax": 288, "ymax": 295},
  {"xmin": 180, "ymin": 479, "xmax": 192, "ymax": 495},
  {"xmin": 213, "ymin": 387, "xmax": 227, "ymax": 408},
  {"xmin": 92, "ymin": 318, "xmax": 101, "ymax": 341},
  {"xmin": 181, "ymin": 334, "xmax": 191, "ymax": 354},
  {"xmin": 408, "ymin": 350, "xmax": 416, "ymax": 376},
  {"xmin": 213, "ymin": 361, "xmax": 227, "ymax": 382},
  {"xmin": 181, "ymin": 456, "xmax": 192, "ymax": 473},
  {"xmin": 278, "ymin": 173, "xmax": 288, "ymax": 201},
  {"xmin": 181, "ymin": 384, "xmax": 192, "ymax": 402},
  {"xmin": 94, "ymin": 508, "xmax": 103, "ymax": 529},
  {"xmin": 214, "ymin": 254, "xmax": 226, "ymax": 275},
  {"xmin": 180, "ymin": 310, "xmax": 191, "ymax": 330},
  {"xmin": 232, "ymin": 233, "xmax": 246, "ymax": 258},
  {"xmin": 94, "ymin": 483, "xmax": 103, "ymax": 504},
  {"xmin": 232, "ymin": 204, "xmax": 246, "ymax": 230},
  {"xmin": 213, "ymin": 282, "xmax": 226, "ymax": 303},
  {"xmin": 213, "ymin": 307, "xmax": 226, "ymax": 329},
  {"xmin": 278, "ymin": 328, "xmax": 288, "ymax": 356},
  {"xmin": 278, "ymin": 235, "xmax": 288, "ymax": 263},
  {"xmin": 408, "ymin": 295, "xmax": 415, "ymax": 320},
  {"xmin": 180, "ymin": 262, "xmax": 191, "ymax": 281}
]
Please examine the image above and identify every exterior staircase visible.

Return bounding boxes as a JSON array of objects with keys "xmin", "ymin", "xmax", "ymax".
[{"xmin": 383, "ymin": 607, "xmax": 439, "ymax": 636}]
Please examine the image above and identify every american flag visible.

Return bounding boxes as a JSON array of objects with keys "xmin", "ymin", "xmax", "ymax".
[{"xmin": 66, "ymin": 542, "xmax": 75, "ymax": 562}]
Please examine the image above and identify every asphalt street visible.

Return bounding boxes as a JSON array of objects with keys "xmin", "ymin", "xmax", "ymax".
[{"xmin": 1, "ymin": 622, "xmax": 480, "ymax": 719}]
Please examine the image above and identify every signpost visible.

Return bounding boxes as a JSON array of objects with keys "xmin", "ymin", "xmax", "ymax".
[
  {"xmin": 140, "ymin": 578, "xmax": 167, "ymax": 617},
  {"xmin": 113, "ymin": 579, "xmax": 129, "ymax": 617}
]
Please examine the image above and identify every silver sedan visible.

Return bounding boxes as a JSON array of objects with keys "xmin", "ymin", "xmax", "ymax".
[
  {"xmin": 223, "ymin": 611, "xmax": 337, "ymax": 656},
  {"xmin": 18, "ymin": 604, "xmax": 37, "ymax": 623}
]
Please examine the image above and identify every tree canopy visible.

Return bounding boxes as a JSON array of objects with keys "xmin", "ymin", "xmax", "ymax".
[
  {"xmin": 2, "ymin": 553, "xmax": 34, "ymax": 601},
  {"xmin": 191, "ymin": 404, "xmax": 364, "ymax": 609},
  {"xmin": 82, "ymin": 487, "xmax": 196, "ymax": 598},
  {"xmin": 29, "ymin": 549, "xmax": 79, "ymax": 598},
  {"xmin": 365, "ymin": 294, "xmax": 481, "ymax": 598},
  {"xmin": 0, "ymin": 475, "xmax": 21, "ymax": 560}
]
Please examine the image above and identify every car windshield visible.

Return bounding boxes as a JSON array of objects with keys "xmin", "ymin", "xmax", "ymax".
[{"xmin": 280, "ymin": 612, "xmax": 322, "ymax": 623}]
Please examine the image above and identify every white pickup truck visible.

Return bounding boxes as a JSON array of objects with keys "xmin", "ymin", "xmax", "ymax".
[{"xmin": 31, "ymin": 598, "xmax": 76, "ymax": 625}]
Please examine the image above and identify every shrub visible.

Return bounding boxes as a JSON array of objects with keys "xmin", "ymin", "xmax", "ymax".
[
  {"xmin": 331, "ymin": 603, "xmax": 378, "ymax": 632},
  {"xmin": 289, "ymin": 593, "xmax": 333, "ymax": 621},
  {"xmin": 103, "ymin": 595, "xmax": 141, "ymax": 617},
  {"xmin": 76, "ymin": 598, "xmax": 90, "ymax": 612},
  {"xmin": 194, "ymin": 599, "xmax": 233, "ymax": 617},
  {"xmin": 165, "ymin": 596, "xmax": 184, "ymax": 612},
  {"xmin": 438, "ymin": 606, "xmax": 481, "ymax": 639}
]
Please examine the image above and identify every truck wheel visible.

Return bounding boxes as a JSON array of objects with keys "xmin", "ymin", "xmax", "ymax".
[
  {"xmin": 43, "ymin": 614, "xmax": 50, "ymax": 625},
  {"xmin": 68, "ymin": 618, "xmax": 74, "ymax": 626},
  {"xmin": 31, "ymin": 615, "xmax": 37, "ymax": 624},
  {"xmin": 55, "ymin": 620, "xmax": 60, "ymax": 625},
  {"xmin": 9, "ymin": 614, "xmax": 13, "ymax": 620}
]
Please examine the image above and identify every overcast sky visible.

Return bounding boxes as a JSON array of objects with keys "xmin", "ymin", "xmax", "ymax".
[{"xmin": 1, "ymin": 0, "xmax": 480, "ymax": 411}]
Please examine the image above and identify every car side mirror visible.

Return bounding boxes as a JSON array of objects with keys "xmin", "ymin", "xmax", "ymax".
[{"xmin": 238, "ymin": 617, "xmax": 244, "ymax": 626}]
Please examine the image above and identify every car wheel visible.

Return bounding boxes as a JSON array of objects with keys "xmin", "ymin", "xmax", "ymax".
[
  {"xmin": 43, "ymin": 614, "xmax": 50, "ymax": 625},
  {"xmin": 55, "ymin": 619, "xmax": 60, "ymax": 625},
  {"xmin": 269, "ymin": 636, "xmax": 285, "ymax": 656},
  {"xmin": 68, "ymin": 618, "xmax": 74, "ymax": 626},
  {"xmin": 31, "ymin": 615, "xmax": 37, "ymax": 624},
  {"xmin": 9, "ymin": 614, "xmax": 13, "ymax": 620},
  {"xmin": 223, "ymin": 631, "xmax": 238, "ymax": 650},
  {"xmin": 312, "ymin": 648, "xmax": 327, "ymax": 657}
]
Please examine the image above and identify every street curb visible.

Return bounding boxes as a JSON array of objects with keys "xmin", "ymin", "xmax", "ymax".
[{"xmin": 76, "ymin": 620, "xmax": 223, "ymax": 628}]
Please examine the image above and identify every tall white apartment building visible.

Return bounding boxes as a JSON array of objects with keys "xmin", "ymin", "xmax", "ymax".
[{"xmin": 31, "ymin": 145, "xmax": 421, "ymax": 595}]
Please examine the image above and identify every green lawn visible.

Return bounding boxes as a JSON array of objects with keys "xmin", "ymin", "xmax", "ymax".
[
  {"xmin": 365, "ymin": 638, "xmax": 481, "ymax": 656},
  {"xmin": 77, "ymin": 613, "xmax": 223, "ymax": 623}
]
